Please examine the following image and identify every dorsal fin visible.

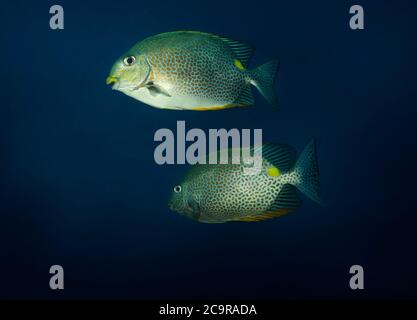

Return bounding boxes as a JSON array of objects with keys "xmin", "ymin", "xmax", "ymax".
[
  {"xmin": 218, "ymin": 36, "xmax": 254, "ymax": 68},
  {"xmin": 202, "ymin": 34, "xmax": 254, "ymax": 68},
  {"xmin": 252, "ymin": 143, "xmax": 297, "ymax": 173},
  {"xmin": 175, "ymin": 31, "xmax": 255, "ymax": 67}
]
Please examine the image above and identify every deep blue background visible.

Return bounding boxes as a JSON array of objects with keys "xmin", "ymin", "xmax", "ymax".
[{"xmin": 1, "ymin": 0, "xmax": 416, "ymax": 299}]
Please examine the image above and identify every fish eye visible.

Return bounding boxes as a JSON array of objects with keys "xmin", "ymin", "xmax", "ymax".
[
  {"xmin": 173, "ymin": 185, "xmax": 182, "ymax": 193},
  {"xmin": 123, "ymin": 55, "xmax": 136, "ymax": 66}
]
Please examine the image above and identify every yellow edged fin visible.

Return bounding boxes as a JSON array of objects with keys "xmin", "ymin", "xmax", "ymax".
[
  {"xmin": 237, "ymin": 208, "xmax": 294, "ymax": 222},
  {"xmin": 234, "ymin": 59, "xmax": 246, "ymax": 70},
  {"xmin": 267, "ymin": 165, "xmax": 281, "ymax": 177},
  {"xmin": 192, "ymin": 103, "xmax": 248, "ymax": 111}
]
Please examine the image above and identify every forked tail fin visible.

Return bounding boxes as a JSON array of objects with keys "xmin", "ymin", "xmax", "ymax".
[
  {"xmin": 249, "ymin": 60, "xmax": 279, "ymax": 109},
  {"xmin": 293, "ymin": 139, "xmax": 321, "ymax": 204}
]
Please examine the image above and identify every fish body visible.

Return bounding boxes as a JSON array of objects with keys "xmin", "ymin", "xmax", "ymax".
[
  {"xmin": 168, "ymin": 140, "xmax": 321, "ymax": 223},
  {"xmin": 107, "ymin": 31, "xmax": 279, "ymax": 110}
]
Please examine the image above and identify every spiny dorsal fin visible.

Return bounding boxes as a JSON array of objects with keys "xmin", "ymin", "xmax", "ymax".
[
  {"xmin": 252, "ymin": 143, "xmax": 297, "ymax": 173},
  {"xmin": 218, "ymin": 36, "xmax": 254, "ymax": 68},
  {"xmin": 192, "ymin": 32, "xmax": 254, "ymax": 68},
  {"xmin": 176, "ymin": 31, "xmax": 255, "ymax": 67}
]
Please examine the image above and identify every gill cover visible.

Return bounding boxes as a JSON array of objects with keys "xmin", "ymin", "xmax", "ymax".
[
  {"xmin": 133, "ymin": 55, "xmax": 151, "ymax": 89},
  {"xmin": 185, "ymin": 193, "xmax": 201, "ymax": 220}
]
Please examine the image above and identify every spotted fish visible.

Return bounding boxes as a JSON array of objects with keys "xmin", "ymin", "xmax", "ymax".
[
  {"xmin": 168, "ymin": 140, "xmax": 321, "ymax": 223},
  {"xmin": 106, "ymin": 31, "xmax": 279, "ymax": 110}
]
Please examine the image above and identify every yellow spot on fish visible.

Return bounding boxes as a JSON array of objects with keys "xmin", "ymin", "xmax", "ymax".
[
  {"xmin": 234, "ymin": 59, "xmax": 245, "ymax": 70},
  {"xmin": 267, "ymin": 166, "xmax": 280, "ymax": 177}
]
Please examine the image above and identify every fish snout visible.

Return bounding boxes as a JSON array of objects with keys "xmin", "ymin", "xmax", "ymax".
[
  {"xmin": 168, "ymin": 201, "xmax": 177, "ymax": 212},
  {"xmin": 106, "ymin": 76, "xmax": 118, "ymax": 89}
]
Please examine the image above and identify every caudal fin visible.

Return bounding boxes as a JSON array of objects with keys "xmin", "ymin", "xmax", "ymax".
[
  {"xmin": 293, "ymin": 139, "xmax": 321, "ymax": 204},
  {"xmin": 250, "ymin": 60, "xmax": 279, "ymax": 109}
]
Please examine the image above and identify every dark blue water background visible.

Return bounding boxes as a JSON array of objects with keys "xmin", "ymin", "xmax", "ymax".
[{"xmin": 1, "ymin": 0, "xmax": 417, "ymax": 298}]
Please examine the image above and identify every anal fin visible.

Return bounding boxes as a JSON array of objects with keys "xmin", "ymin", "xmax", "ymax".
[
  {"xmin": 237, "ymin": 208, "xmax": 294, "ymax": 222},
  {"xmin": 192, "ymin": 103, "xmax": 250, "ymax": 111},
  {"xmin": 237, "ymin": 185, "xmax": 302, "ymax": 222},
  {"xmin": 234, "ymin": 86, "xmax": 254, "ymax": 106},
  {"xmin": 269, "ymin": 184, "xmax": 302, "ymax": 211}
]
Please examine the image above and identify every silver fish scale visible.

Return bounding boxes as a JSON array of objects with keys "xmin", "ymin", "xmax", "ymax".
[{"xmin": 133, "ymin": 31, "xmax": 247, "ymax": 105}]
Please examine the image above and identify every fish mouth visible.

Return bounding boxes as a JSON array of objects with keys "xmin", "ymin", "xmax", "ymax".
[
  {"xmin": 106, "ymin": 76, "xmax": 139, "ymax": 91},
  {"xmin": 168, "ymin": 202, "xmax": 185, "ymax": 215},
  {"xmin": 106, "ymin": 76, "xmax": 119, "ymax": 90},
  {"xmin": 168, "ymin": 202, "xmax": 177, "ymax": 212}
]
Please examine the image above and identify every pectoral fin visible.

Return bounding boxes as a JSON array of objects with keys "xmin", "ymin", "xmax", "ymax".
[{"xmin": 146, "ymin": 82, "xmax": 171, "ymax": 97}]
